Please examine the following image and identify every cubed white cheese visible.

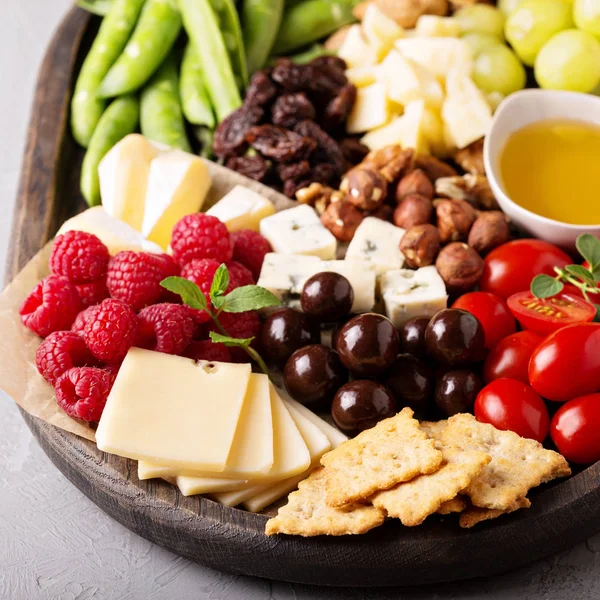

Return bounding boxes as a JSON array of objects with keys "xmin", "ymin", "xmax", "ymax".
[
  {"xmin": 345, "ymin": 217, "xmax": 405, "ymax": 276},
  {"xmin": 380, "ymin": 266, "xmax": 447, "ymax": 327},
  {"xmin": 347, "ymin": 83, "xmax": 391, "ymax": 135},
  {"xmin": 259, "ymin": 205, "xmax": 337, "ymax": 260},
  {"xmin": 206, "ymin": 185, "xmax": 275, "ymax": 232}
]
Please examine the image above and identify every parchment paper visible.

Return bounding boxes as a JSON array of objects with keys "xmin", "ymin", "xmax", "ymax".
[{"xmin": 0, "ymin": 243, "xmax": 96, "ymax": 441}]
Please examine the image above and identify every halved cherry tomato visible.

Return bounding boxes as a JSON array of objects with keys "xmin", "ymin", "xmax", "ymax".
[
  {"xmin": 507, "ymin": 291, "xmax": 595, "ymax": 335},
  {"xmin": 479, "ymin": 239, "xmax": 571, "ymax": 300},
  {"xmin": 474, "ymin": 378, "xmax": 550, "ymax": 442},
  {"xmin": 550, "ymin": 393, "xmax": 600, "ymax": 464},
  {"xmin": 529, "ymin": 323, "xmax": 600, "ymax": 402},
  {"xmin": 482, "ymin": 330, "xmax": 543, "ymax": 384},
  {"xmin": 452, "ymin": 292, "xmax": 516, "ymax": 349}
]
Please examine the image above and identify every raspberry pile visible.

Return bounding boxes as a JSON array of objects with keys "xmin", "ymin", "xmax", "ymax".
[{"xmin": 20, "ymin": 214, "xmax": 272, "ymax": 423}]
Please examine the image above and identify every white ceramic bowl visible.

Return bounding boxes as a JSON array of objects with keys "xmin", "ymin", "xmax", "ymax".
[{"xmin": 483, "ymin": 89, "xmax": 600, "ymax": 250}]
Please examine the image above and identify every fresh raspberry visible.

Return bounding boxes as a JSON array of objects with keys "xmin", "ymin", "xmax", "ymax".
[
  {"xmin": 35, "ymin": 331, "xmax": 96, "ymax": 385},
  {"xmin": 135, "ymin": 303, "xmax": 195, "ymax": 355},
  {"xmin": 55, "ymin": 367, "xmax": 116, "ymax": 422},
  {"xmin": 226, "ymin": 260, "xmax": 255, "ymax": 286},
  {"xmin": 210, "ymin": 310, "xmax": 262, "ymax": 362},
  {"xmin": 49, "ymin": 230, "xmax": 110, "ymax": 284},
  {"xmin": 180, "ymin": 258, "xmax": 221, "ymax": 324},
  {"xmin": 171, "ymin": 214, "xmax": 233, "ymax": 267},
  {"xmin": 76, "ymin": 278, "xmax": 109, "ymax": 307},
  {"xmin": 20, "ymin": 275, "xmax": 83, "ymax": 338},
  {"xmin": 106, "ymin": 251, "xmax": 180, "ymax": 311},
  {"xmin": 83, "ymin": 298, "xmax": 139, "ymax": 363},
  {"xmin": 231, "ymin": 229, "xmax": 272, "ymax": 280},
  {"xmin": 183, "ymin": 340, "xmax": 232, "ymax": 363},
  {"xmin": 71, "ymin": 305, "xmax": 100, "ymax": 336}
]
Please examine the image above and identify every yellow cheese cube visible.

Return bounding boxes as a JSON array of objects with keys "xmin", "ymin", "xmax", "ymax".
[
  {"xmin": 338, "ymin": 24, "xmax": 378, "ymax": 69},
  {"xmin": 362, "ymin": 3, "xmax": 404, "ymax": 59},
  {"xmin": 346, "ymin": 83, "xmax": 391, "ymax": 134}
]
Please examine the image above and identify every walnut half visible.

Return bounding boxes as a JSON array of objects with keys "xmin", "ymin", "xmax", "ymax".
[{"xmin": 435, "ymin": 174, "xmax": 499, "ymax": 210}]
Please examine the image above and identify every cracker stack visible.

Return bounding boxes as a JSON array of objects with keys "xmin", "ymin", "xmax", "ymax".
[{"xmin": 265, "ymin": 410, "xmax": 571, "ymax": 537}]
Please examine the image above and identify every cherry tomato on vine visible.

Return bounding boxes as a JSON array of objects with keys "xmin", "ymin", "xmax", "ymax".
[
  {"xmin": 452, "ymin": 292, "xmax": 516, "ymax": 349},
  {"xmin": 550, "ymin": 393, "xmax": 600, "ymax": 464},
  {"xmin": 507, "ymin": 291, "xmax": 595, "ymax": 336},
  {"xmin": 479, "ymin": 239, "xmax": 571, "ymax": 300},
  {"xmin": 482, "ymin": 330, "xmax": 543, "ymax": 384},
  {"xmin": 475, "ymin": 378, "xmax": 550, "ymax": 442},
  {"xmin": 529, "ymin": 323, "xmax": 600, "ymax": 402},
  {"xmin": 566, "ymin": 261, "xmax": 600, "ymax": 304}
]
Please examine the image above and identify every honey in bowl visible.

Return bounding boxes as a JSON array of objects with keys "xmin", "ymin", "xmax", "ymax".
[{"xmin": 499, "ymin": 119, "xmax": 600, "ymax": 226}]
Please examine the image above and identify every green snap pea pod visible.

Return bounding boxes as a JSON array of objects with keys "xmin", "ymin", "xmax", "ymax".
[
  {"xmin": 180, "ymin": 43, "xmax": 215, "ymax": 128},
  {"xmin": 178, "ymin": 0, "xmax": 242, "ymax": 122},
  {"xmin": 80, "ymin": 95, "xmax": 140, "ymax": 206},
  {"xmin": 209, "ymin": 0, "xmax": 248, "ymax": 88},
  {"xmin": 98, "ymin": 0, "xmax": 182, "ymax": 98},
  {"xmin": 272, "ymin": 0, "xmax": 357, "ymax": 55},
  {"xmin": 76, "ymin": 0, "xmax": 115, "ymax": 16},
  {"xmin": 71, "ymin": 0, "xmax": 145, "ymax": 147},
  {"xmin": 140, "ymin": 54, "xmax": 191, "ymax": 152},
  {"xmin": 194, "ymin": 127, "xmax": 214, "ymax": 159},
  {"xmin": 242, "ymin": 0, "xmax": 284, "ymax": 75},
  {"xmin": 288, "ymin": 43, "xmax": 334, "ymax": 64}
]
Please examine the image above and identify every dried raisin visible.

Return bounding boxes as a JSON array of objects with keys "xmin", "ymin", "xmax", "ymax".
[
  {"xmin": 277, "ymin": 160, "xmax": 311, "ymax": 182},
  {"xmin": 311, "ymin": 163, "xmax": 337, "ymax": 185},
  {"xmin": 226, "ymin": 155, "xmax": 271, "ymax": 182},
  {"xmin": 244, "ymin": 71, "xmax": 278, "ymax": 108},
  {"xmin": 310, "ymin": 55, "xmax": 347, "ymax": 72},
  {"xmin": 246, "ymin": 125, "xmax": 316, "ymax": 162},
  {"xmin": 294, "ymin": 120, "xmax": 346, "ymax": 176},
  {"xmin": 272, "ymin": 93, "xmax": 316, "ymax": 129},
  {"xmin": 322, "ymin": 84, "xmax": 357, "ymax": 132},
  {"xmin": 339, "ymin": 138, "xmax": 370, "ymax": 165},
  {"xmin": 213, "ymin": 105, "xmax": 264, "ymax": 159},
  {"xmin": 271, "ymin": 59, "xmax": 310, "ymax": 92},
  {"xmin": 283, "ymin": 178, "xmax": 313, "ymax": 198}
]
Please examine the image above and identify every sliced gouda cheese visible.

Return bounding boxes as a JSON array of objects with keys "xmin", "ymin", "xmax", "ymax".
[
  {"xmin": 206, "ymin": 185, "xmax": 275, "ymax": 232},
  {"xmin": 96, "ymin": 349, "xmax": 251, "ymax": 472}
]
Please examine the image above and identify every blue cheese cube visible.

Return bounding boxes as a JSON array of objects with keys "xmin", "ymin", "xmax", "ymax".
[
  {"xmin": 380, "ymin": 266, "xmax": 448, "ymax": 327},
  {"xmin": 259, "ymin": 205, "xmax": 337, "ymax": 260}
]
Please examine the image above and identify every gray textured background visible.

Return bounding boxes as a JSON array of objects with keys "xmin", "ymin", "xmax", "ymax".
[{"xmin": 1, "ymin": 2, "xmax": 599, "ymax": 598}]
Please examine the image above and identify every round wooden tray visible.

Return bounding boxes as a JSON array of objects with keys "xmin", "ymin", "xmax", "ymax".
[{"xmin": 6, "ymin": 7, "xmax": 600, "ymax": 587}]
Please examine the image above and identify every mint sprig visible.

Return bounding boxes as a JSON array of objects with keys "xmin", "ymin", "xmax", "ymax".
[{"xmin": 161, "ymin": 265, "xmax": 279, "ymax": 374}]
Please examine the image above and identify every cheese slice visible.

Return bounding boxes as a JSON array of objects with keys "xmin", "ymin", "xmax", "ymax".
[
  {"xmin": 177, "ymin": 477, "xmax": 250, "ymax": 496},
  {"xmin": 99, "ymin": 134, "xmax": 160, "ymax": 231},
  {"xmin": 57, "ymin": 207, "xmax": 163, "ymax": 255},
  {"xmin": 206, "ymin": 185, "xmax": 275, "ymax": 232},
  {"xmin": 142, "ymin": 150, "xmax": 211, "ymax": 249},
  {"xmin": 96, "ymin": 349, "xmax": 251, "ymax": 471},
  {"xmin": 283, "ymin": 399, "xmax": 331, "ymax": 460},
  {"xmin": 138, "ymin": 373, "xmax": 274, "ymax": 480}
]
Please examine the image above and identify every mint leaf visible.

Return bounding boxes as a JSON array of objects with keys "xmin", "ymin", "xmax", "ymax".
[
  {"xmin": 565, "ymin": 264, "xmax": 596, "ymax": 285},
  {"xmin": 161, "ymin": 276, "xmax": 207, "ymax": 311},
  {"xmin": 209, "ymin": 331, "xmax": 254, "ymax": 347},
  {"xmin": 210, "ymin": 264, "xmax": 230, "ymax": 299},
  {"xmin": 531, "ymin": 274, "xmax": 563, "ymax": 299},
  {"xmin": 576, "ymin": 234, "xmax": 600, "ymax": 270},
  {"xmin": 220, "ymin": 285, "xmax": 281, "ymax": 313},
  {"xmin": 212, "ymin": 295, "xmax": 227, "ymax": 310}
]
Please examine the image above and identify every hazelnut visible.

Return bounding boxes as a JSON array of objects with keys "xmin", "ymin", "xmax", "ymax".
[
  {"xmin": 364, "ymin": 146, "xmax": 414, "ymax": 183},
  {"xmin": 468, "ymin": 211, "xmax": 510, "ymax": 255},
  {"xmin": 393, "ymin": 194, "xmax": 433, "ymax": 229},
  {"xmin": 321, "ymin": 200, "xmax": 365, "ymax": 242},
  {"xmin": 435, "ymin": 199, "xmax": 477, "ymax": 243},
  {"xmin": 368, "ymin": 203, "xmax": 394, "ymax": 222},
  {"xmin": 396, "ymin": 169, "xmax": 434, "ymax": 202},
  {"xmin": 436, "ymin": 242, "xmax": 484, "ymax": 296},
  {"xmin": 414, "ymin": 154, "xmax": 458, "ymax": 181},
  {"xmin": 340, "ymin": 167, "xmax": 388, "ymax": 211},
  {"xmin": 400, "ymin": 224, "xmax": 441, "ymax": 268}
]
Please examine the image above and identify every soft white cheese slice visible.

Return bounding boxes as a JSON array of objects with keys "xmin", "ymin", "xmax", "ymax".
[{"xmin": 206, "ymin": 185, "xmax": 275, "ymax": 232}]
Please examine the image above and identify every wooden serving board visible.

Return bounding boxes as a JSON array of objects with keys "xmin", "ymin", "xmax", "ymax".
[{"xmin": 6, "ymin": 7, "xmax": 600, "ymax": 587}]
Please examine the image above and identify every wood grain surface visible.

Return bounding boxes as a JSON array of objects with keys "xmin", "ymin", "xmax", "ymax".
[{"xmin": 6, "ymin": 6, "xmax": 600, "ymax": 588}]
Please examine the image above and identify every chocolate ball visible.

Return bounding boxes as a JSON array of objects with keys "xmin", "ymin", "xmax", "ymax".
[
  {"xmin": 383, "ymin": 354, "xmax": 434, "ymax": 416},
  {"xmin": 301, "ymin": 272, "xmax": 354, "ymax": 322}
]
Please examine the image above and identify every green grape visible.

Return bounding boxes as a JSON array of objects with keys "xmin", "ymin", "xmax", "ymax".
[
  {"xmin": 535, "ymin": 29, "xmax": 600, "ymax": 92},
  {"xmin": 498, "ymin": 0, "xmax": 524, "ymax": 16},
  {"xmin": 472, "ymin": 44, "xmax": 527, "ymax": 96},
  {"xmin": 462, "ymin": 32, "xmax": 503, "ymax": 56},
  {"xmin": 455, "ymin": 5, "xmax": 506, "ymax": 39},
  {"xmin": 505, "ymin": 0, "xmax": 574, "ymax": 66},
  {"xmin": 574, "ymin": 0, "xmax": 600, "ymax": 37}
]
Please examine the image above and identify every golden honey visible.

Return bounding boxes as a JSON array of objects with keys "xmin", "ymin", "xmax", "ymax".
[{"xmin": 499, "ymin": 119, "xmax": 600, "ymax": 225}]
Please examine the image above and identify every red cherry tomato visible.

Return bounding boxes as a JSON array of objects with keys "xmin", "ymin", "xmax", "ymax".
[
  {"xmin": 507, "ymin": 291, "xmax": 595, "ymax": 336},
  {"xmin": 452, "ymin": 292, "xmax": 516, "ymax": 349},
  {"xmin": 565, "ymin": 261, "xmax": 600, "ymax": 304},
  {"xmin": 479, "ymin": 239, "xmax": 571, "ymax": 300},
  {"xmin": 529, "ymin": 323, "xmax": 600, "ymax": 402},
  {"xmin": 475, "ymin": 378, "xmax": 550, "ymax": 442},
  {"xmin": 550, "ymin": 393, "xmax": 600, "ymax": 464},
  {"xmin": 483, "ymin": 330, "xmax": 544, "ymax": 384}
]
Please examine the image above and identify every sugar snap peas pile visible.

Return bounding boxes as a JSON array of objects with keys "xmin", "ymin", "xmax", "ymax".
[{"xmin": 72, "ymin": 0, "xmax": 361, "ymax": 206}]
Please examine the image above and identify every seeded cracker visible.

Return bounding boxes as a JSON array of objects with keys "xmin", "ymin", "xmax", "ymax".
[
  {"xmin": 441, "ymin": 414, "xmax": 571, "ymax": 510},
  {"xmin": 265, "ymin": 468, "xmax": 386, "ymax": 536},
  {"xmin": 438, "ymin": 496, "xmax": 469, "ymax": 515},
  {"xmin": 459, "ymin": 497, "xmax": 531, "ymax": 529},
  {"xmin": 320, "ymin": 408, "xmax": 443, "ymax": 507},
  {"xmin": 371, "ymin": 442, "xmax": 491, "ymax": 526}
]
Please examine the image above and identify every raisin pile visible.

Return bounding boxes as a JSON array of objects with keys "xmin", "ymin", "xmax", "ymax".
[{"xmin": 213, "ymin": 57, "xmax": 369, "ymax": 197}]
